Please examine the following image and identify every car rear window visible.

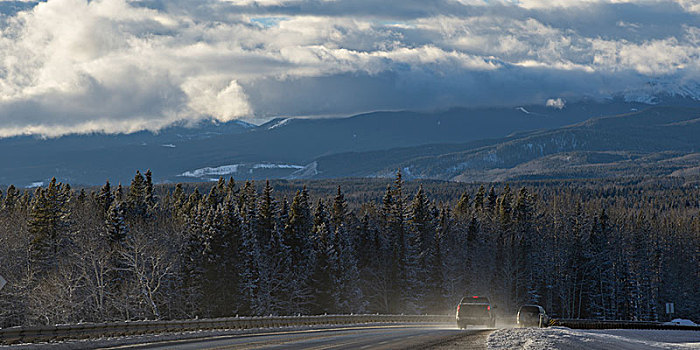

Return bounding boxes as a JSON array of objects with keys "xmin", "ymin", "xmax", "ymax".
[
  {"xmin": 461, "ymin": 296, "xmax": 490, "ymax": 304},
  {"xmin": 459, "ymin": 304, "xmax": 489, "ymax": 316},
  {"xmin": 519, "ymin": 306, "xmax": 540, "ymax": 314}
]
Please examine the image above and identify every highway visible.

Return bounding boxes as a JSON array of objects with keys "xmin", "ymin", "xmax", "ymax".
[{"xmin": 101, "ymin": 324, "xmax": 493, "ymax": 350}]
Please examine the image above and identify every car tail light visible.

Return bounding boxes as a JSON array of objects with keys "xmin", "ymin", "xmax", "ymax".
[
  {"xmin": 457, "ymin": 305, "xmax": 461, "ymax": 312},
  {"xmin": 473, "ymin": 296, "xmax": 479, "ymax": 299},
  {"xmin": 487, "ymin": 306, "xmax": 491, "ymax": 311}
]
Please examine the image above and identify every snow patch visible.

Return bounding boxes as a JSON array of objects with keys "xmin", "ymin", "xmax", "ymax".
[
  {"xmin": 180, "ymin": 163, "xmax": 305, "ymax": 178},
  {"xmin": 180, "ymin": 165, "xmax": 240, "ymax": 177},
  {"xmin": 546, "ymin": 98, "xmax": 566, "ymax": 109},
  {"xmin": 488, "ymin": 327, "xmax": 700, "ymax": 350},
  {"xmin": 252, "ymin": 163, "xmax": 304, "ymax": 170},
  {"xmin": 26, "ymin": 181, "xmax": 44, "ymax": 188},
  {"xmin": 161, "ymin": 144, "xmax": 176, "ymax": 148},
  {"xmin": 235, "ymin": 120, "xmax": 257, "ymax": 128},
  {"xmin": 665, "ymin": 319, "xmax": 698, "ymax": 326},
  {"xmin": 268, "ymin": 118, "xmax": 290, "ymax": 130},
  {"xmin": 517, "ymin": 107, "xmax": 531, "ymax": 114},
  {"xmin": 621, "ymin": 80, "xmax": 700, "ymax": 104},
  {"xmin": 286, "ymin": 162, "xmax": 319, "ymax": 179}
]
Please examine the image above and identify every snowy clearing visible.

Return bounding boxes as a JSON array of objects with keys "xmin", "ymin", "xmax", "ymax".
[
  {"xmin": 179, "ymin": 163, "xmax": 305, "ymax": 177},
  {"xmin": 267, "ymin": 118, "xmax": 290, "ymax": 130},
  {"xmin": 488, "ymin": 327, "xmax": 700, "ymax": 350},
  {"xmin": 666, "ymin": 319, "xmax": 698, "ymax": 326}
]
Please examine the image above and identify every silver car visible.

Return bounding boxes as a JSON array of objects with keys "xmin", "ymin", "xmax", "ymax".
[{"xmin": 517, "ymin": 304, "xmax": 548, "ymax": 327}]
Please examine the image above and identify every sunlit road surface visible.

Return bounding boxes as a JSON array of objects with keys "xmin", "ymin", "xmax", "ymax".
[{"xmin": 101, "ymin": 324, "xmax": 494, "ymax": 350}]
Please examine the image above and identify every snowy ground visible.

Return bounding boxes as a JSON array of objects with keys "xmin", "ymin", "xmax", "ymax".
[{"xmin": 488, "ymin": 327, "xmax": 700, "ymax": 349}]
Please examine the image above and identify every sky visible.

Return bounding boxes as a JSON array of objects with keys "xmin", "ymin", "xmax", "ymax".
[{"xmin": 0, "ymin": 0, "xmax": 698, "ymax": 137}]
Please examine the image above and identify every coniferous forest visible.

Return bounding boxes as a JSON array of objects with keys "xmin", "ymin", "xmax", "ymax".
[{"xmin": 0, "ymin": 171, "xmax": 698, "ymax": 327}]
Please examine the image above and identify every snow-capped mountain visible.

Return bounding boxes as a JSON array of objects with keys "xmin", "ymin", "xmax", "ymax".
[{"xmin": 620, "ymin": 80, "xmax": 700, "ymax": 104}]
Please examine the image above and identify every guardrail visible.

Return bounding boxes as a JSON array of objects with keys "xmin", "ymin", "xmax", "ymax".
[
  {"xmin": 0, "ymin": 314, "xmax": 455, "ymax": 345},
  {"xmin": 549, "ymin": 318, "xmax": 700, "ymax": 331}
]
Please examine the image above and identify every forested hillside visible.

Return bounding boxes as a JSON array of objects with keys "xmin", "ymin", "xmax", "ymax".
[{"xmin": 0, "ymin": 172, "xmax": 698, "ymax": 327}]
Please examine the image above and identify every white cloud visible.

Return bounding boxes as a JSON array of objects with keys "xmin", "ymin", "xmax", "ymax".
[
  {"xmin": 0, "ymin": 0, "xmax": 698, "ymax": 137},
  {"xmin": 546, "ymin": 98, "xmax": 566, "ymax": 109}
]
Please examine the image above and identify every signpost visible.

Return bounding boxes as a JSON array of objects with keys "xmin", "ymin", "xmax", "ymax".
[{"xmin": 666, "ymin": 303, "xmax": 675, "ymax": 315}]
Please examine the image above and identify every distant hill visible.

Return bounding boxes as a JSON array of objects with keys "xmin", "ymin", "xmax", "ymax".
[
  {"xmin": 0, "ymin": 100, "xmax": 693, "ymax": 187},
  {"xmin": 310, "ymin": 106, "xmax": 700, "ymax": 181}
]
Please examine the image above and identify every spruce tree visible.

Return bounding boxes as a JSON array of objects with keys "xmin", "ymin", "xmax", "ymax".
[
  {"xmin": 331, "ymin": 186, "xmax": 347, "ymax": 230},
  {"xmin": 258, "ymin": 180, "xmax": 276, "ymax": 247},
  {"xmin": 332, "ymin": 224, "xmax": 365, "ymax": 313},
  {"xmin": 144, "ymin": 169, "xmax": 156, "ymax": 208},
  {"xmin": 474, "ymin": 185, "xmax": 485, "ymax": 212},
  {"xmin": 310, "ymin": 200, "xmax": 335, "ymax": 314},
  {"xmin": 126, "ymin": 171, "xmax": 147, "ymax": 219},
  {"xmin": 106, "ymin": 201, "xmax": 128, "ymax": 244},
  {"xmin": 455, "ymin": 191, "xmax": 470, "ymax": 216},
  {"xmin": 28, "ymin": 178, "xmax": 70, "ymax": 269},
  {"xmin": 2, "ymin": 185, "xmax": 19, "ymax": 211},
  {"xmin": 239, "ymin": 213, "xmax": 261, "ymax": 315}
]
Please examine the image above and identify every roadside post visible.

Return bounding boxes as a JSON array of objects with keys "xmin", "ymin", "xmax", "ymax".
[{"xmin": 666, "ymin": 303, "xmax": 674, "ymax": 321}]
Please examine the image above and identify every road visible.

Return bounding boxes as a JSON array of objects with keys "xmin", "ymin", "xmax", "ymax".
[{"xmin": 100, "ymin": 324, "xmax": 493, "ymax": 350}]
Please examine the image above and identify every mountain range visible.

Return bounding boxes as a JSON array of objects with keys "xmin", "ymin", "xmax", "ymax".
[{"xmin": 1, "ymin": 97, "xmax": 699, "ymax": 187}]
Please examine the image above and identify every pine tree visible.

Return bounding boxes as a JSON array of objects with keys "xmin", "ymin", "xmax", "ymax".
[
  {"xmin": 284, "ymin": 190, "xmax": 315, "ymax": 313},
  {"xmin": 474, "ymin": 185, "xmax": 485, "ymax": 212},
  {"xmin": 28, "ymin": 178, "xmax": 71, "ymax": 269},
  {"xmin": 409, "ymin": 185, "xmax": 434, "ymax": 267},
  {"xmin": 331, "ymin": 186, "xmax": 347, "ymax": 230},
  {"xmin": 310, "ymin": 201, "xmax": 335, "ymax": 314},
  {"xmin": 258, "ymin": 180, "xmax": 277, "ymax": 247},
  {"xmin": 455, "ymin": 191, "xmax": 470, "ymax": 216},
  {"xmin": 332, "ymin": 224, "xmax": 365, "ymax": 313},
  {"xmin": 264, "ymin": 205, "xmax": 293, "ymax": 315},
  {"xmin": 1, "ymin": 185, "xmax": 19, "ymax": 211},
  {"xmin": 486, "ymin": 186, "xmax": 497, "ymax": 214},
  {"xmin": 126, "ymin": 171, "xmax": 147, "ymax": 219},
  {"xmin": 115, "ymin": 183, "xmax": 124, "ymax": 202},
  {"xmin": 106, "ymin": 201, "xmax": 128, "ymax": 244},
  {"xmin": 239, "ymin": 208, "xmax": 261, "ymax": 315},
  {"xmin": 144, "ymin": 169, "xmax": 156, "ymax": 208},
  {"xmin": 425, "ymin": 216, "xmax": 448, "ymax": 314}
]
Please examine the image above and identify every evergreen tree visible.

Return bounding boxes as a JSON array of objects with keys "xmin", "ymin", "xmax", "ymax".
[
  {"xmin": 310, "ymin": 200, "xmax": 335, "ymax": 314},
  {"xmin": 106, "ymin": 201, "xmax": 128, "ymax": 244},
  {"xmin": 28, "ymin": 178, "xmax": 71, "ymax": 268},
  {"xmin": 258, "ymin": 180, "xmax": 276, "ymax": 246},
  {"xmin": 332, "ymin": 224, "xmax": 365, "ymax": 313},
  {"xmin": 455, "ymin": 191, "xmax": 470, "ymax": 216},
  {"xmin": 425, "ymin": 214, "xmax": 448, "ymax": 314},
  {"xmin": 239, "ymin": 213, "xmax": 261, "ymax": 315},
  {"xmin": 486, "ymin": 186, "xmax": 497, "ymax": 214},
  {"xmin": 2, "ymin": 185, "xmax": 19, "ymax": 211},
  {"xmin": 284, "ymin": 188, "xmax": 315, "ymax": 312},
  {"xmin": 331, "ymin": 186, "xmax": 347, "ymax": 230},
  {"xmin": 144, "ymin": 170, "xmax": 156, "ymax": 208},
  {"xmin": 126, "ymin": 171, "xmax": 147, "ymax": 219},
  {"xmin": 474, "ymin": 185, "xmax": 485, "ymax": 212}
]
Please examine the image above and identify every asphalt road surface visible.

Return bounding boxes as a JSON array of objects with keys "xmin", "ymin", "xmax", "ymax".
[{"xmin": 100, "ymin": 324, "xmax": 494, "ymax": 350}]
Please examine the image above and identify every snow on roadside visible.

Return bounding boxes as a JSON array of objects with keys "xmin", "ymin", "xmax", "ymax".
[
  {"xmin": 665, "ymin": 319, "xmax": 698, "ymax": 326},
  {"xmin": 488, "ymin": 327, "xmax": 700, "ymax": 350}
]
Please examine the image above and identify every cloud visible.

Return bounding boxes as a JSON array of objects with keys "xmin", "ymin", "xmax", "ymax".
[
  {"xmin": 546, "ymin": 98, "xmax": 566, "ymax": 109},
  {"xmin": 0, "ymin": 0, "xmax": 698, "ymax": 137}
]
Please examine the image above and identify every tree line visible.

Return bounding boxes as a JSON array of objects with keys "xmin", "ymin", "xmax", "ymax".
[{"xmin": 0, "ymin": 171, "xmax": 698, "ymax": 327}]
